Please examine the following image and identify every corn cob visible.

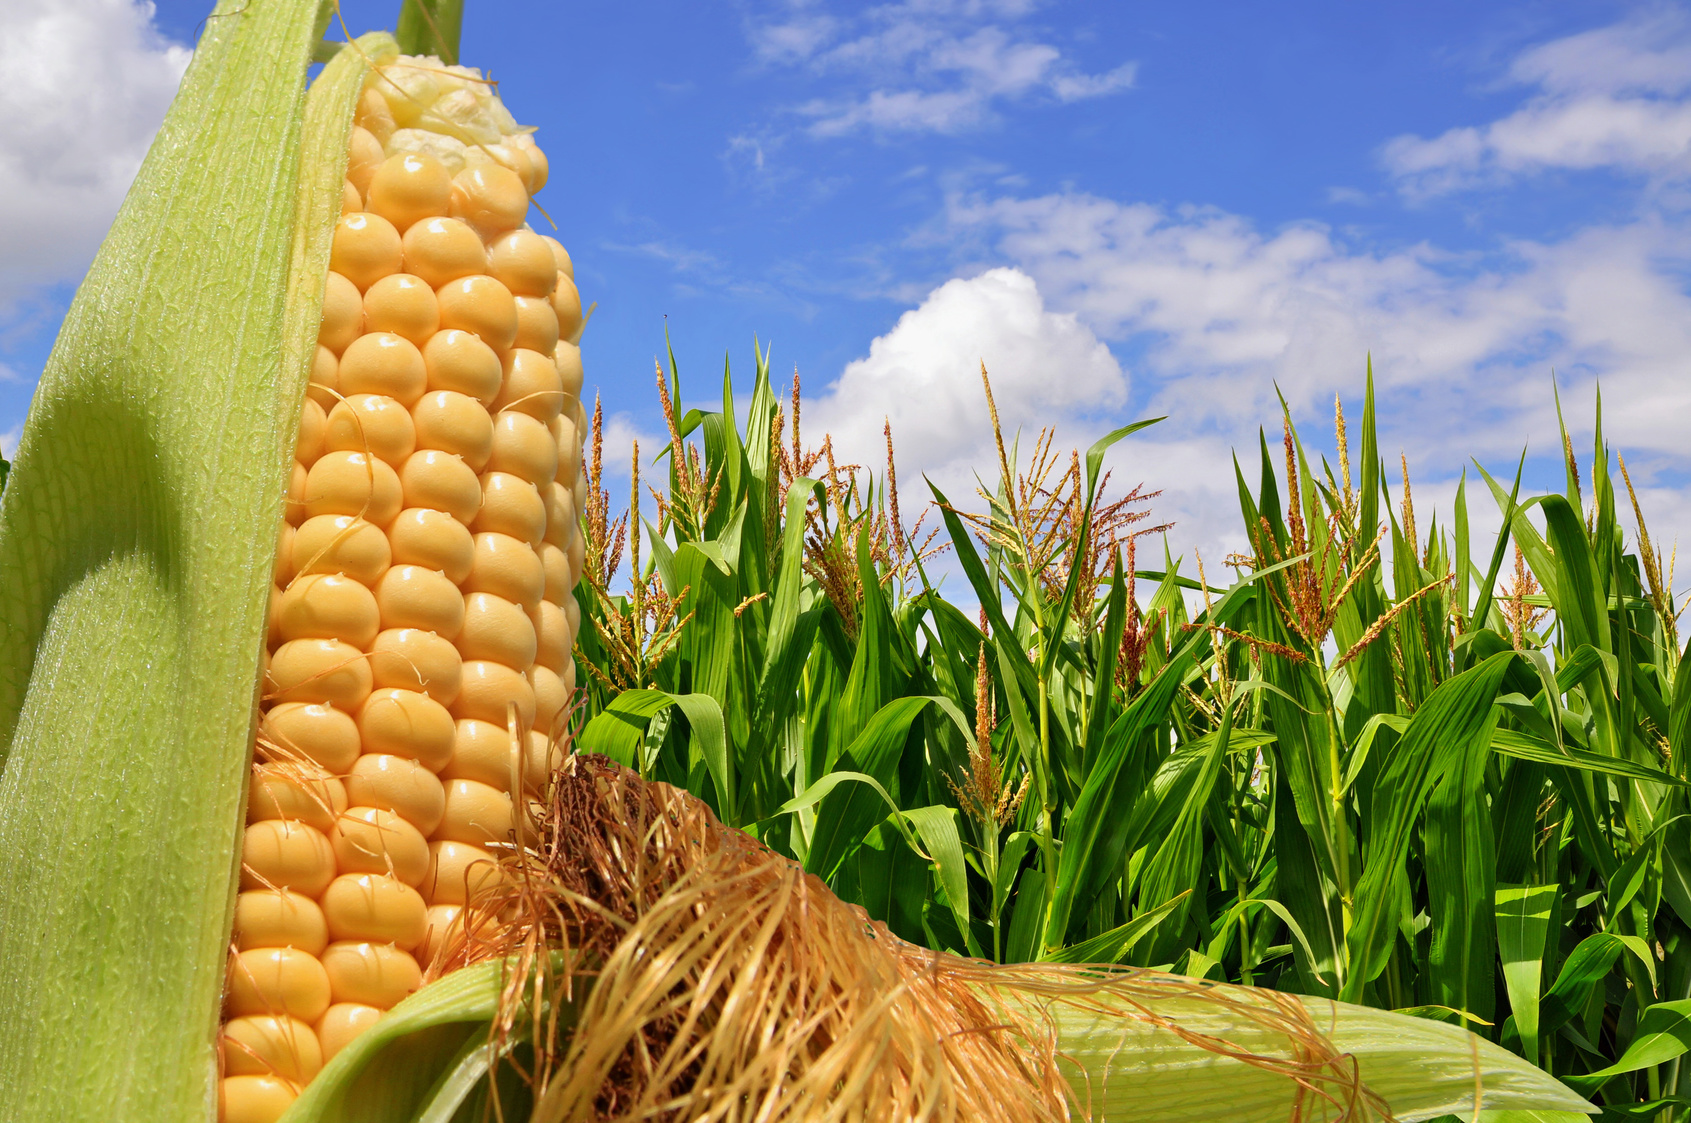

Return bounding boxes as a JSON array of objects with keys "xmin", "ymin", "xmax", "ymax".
[{"xmin": 220, "ymin": 54, "xmax": 583, "ymax": 1123}]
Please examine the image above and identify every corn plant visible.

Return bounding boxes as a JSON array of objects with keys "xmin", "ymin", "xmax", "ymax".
[{"xmin": 577, "ymin": 348, "xmax": 1690, "ymax": 1119}]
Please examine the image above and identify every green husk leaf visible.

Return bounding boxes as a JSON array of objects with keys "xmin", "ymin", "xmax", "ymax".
[
  {"xmin": 1041, "ymin": 989, "xmax": 1595, "ymax": 1122},
  {"xmin": 0, "ymin": 7, "xmax": 390, "ymax": 1119}
]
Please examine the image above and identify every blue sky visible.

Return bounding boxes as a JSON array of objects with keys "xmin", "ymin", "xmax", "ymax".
[{"xmin": 3, "ymin": 0, "xmax": 1689, "ymax": 563}]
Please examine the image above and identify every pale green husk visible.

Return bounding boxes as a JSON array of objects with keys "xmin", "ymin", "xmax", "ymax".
[{"xmin": 0, "ymin": 3, "xmax": 387, "ymax": 1119}]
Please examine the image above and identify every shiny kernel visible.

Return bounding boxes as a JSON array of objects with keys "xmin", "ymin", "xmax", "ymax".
[
  {"xmin": 345, "ymin": 754, "xmax": 446, "ymax": 835},
  {"xmin": 266, "ymin": 638, "xmax": 372, "ymax": 708},
  {"xmin": 324, "ymin": 393, "xmax": 416, "ymax": 467},
  {"xmin": 551, "ymin": 273, "xmax": 583, "ymax": 342},
  {"xmin": 525, "ymin": 728, "xmax": 560, "ymax": 791},
  {"xmin": 566, "ymin": 520, "xmax": 585, "ymax": 582},
  {"xmin": 443, "ymin": 719, "xmax": 518, "ymax": 792},
  {"xmin": 512, "ymin": 134, "xmax": 548, "ymax": 192},
  {"xmin": 387, "ymin": 507, "xmax": 474, "ymax": 584},
  {"xmin": 448, "ymin": 163, "xmax": 528, "ymax": 235},
  {"xmin": 537, "ymin": 542, "xmax": 569, "ymax": 603},
  {"xmin": 541, "ymin": 235, "xmax": 573, "ymax": 280},
  {"xmin": 437, "ymin": 275, "xmax": 517, "ymax": 353},
  {"xmin": 321, "ymin": 872, "xmax": 428, "ymax": 950},
  {"xmin": 355, "ymin": 88, "xmax": 397, "ymax": 146},
  {"xmin": 303, "ymin": 450, "xmax": 403, "ymax": 526},
  {"xmin": 345, "ymin": 126, "xmax": 384, "ymax": 196},
  {"xmin": 399, "ymin": 450, "xmax": 482, "ymax": 525},
  {"xmin": 490, "ymin": 348, "xmax": 562, "ymax": 421},
  {"xmin": 553, "ymin": 411, "xmax": 582, "ymax": 481},
  {"xmin": 488, "ymin": 229, "xmax": 558, "ymax": 297},
  {"xmin": 401, "ymin": 216, "xmax": 487, "ymax": 289},
  {"xmin": 308, "ymin": 344, "xmax": 340, "ymax": 411},
  {"xmin": 221, "ymin": 1074, "xmax": 298, "ymax": 1123},
  {"xmin": 321, "ymin": 941, "xmax": 423, "ymax": 1010},
  {"xmin": 261, "ymin": 702, "xmax": 361, "ymax": 773},
  {"xmin": 422, "ymin": 329, "xmax": 503, "ymax": 403},
  {"xmin": 362, "ymin": 273, "xmax": 439, "ymax": 347},
  {"xmin": 464, "ymin": 531, "xmax": 545, "ymax": 609},
  {"xmin": 367, "ymin": 152, "xmax": 452, "ymax": 232},
  {"xmin": 368, "ymin": 628, "xmax": 462, "ymax": 705},
  {"xmin": 374, "ymin": 565, "xmax": 465, "ymax": 637},
  {"xmin": 233, "ymin": 889, "xmax": 329, "ymax": 955},
  {"xmin": 531, "ymin": 600, "xmax": 569, "ymax": 673},
  {"xmin": 240, "ymin": 819, "xmax": 335, "ymax": 896},
  {"xmin": 530, "ymin": 664, "xmax": 568, "ymax": 734},
  {"xmin": 451, "ymin": 660, "xmax": 536, "ymax": 726},
  {"xmin": 356, "ymin": 688, "xmax": 456, "ymax": 771},
  {"xmin": 512, "ymin": 295, "xmax": 559, "ymax": 354},
  {"xmin": 285, "ymin": 461, "xmax": 308, "ymax": 527},
  {"xmin": 222, "ymin": 1015, "xmax": 322, "ymax": 1082},
  {"xmin": 564, "ymin": 592, "xmax": 581, "ymax": 639},
  {"xmin": 247, "ymin": 763, "xmax": 347, "ymax": 833},
  {"xmin": 471, "ymin": 474, "xmax": 546, "ymax": 548},
  {"xmin": 319, "ymin": 273, "xmax": 364, "ymax": 356},
  {"xmin": 487, "ymin": 410, "xmax": 557, "ymax": 485},
  {"xmin": 316, "ymin": 1003, "xmax": 382, "ymax": 1063},
  {"xmin": 459, "ymin": 592, "xmax": 537, "ymax": 669},
  {"xmin": 542, "ymin": 480, "xmax": 576, "ymax": 549},
  {"xmin": 412, "ymin": 390, "xmax": 493, "ymax": 470},
  {"xmin": 226, "ymin": 946, "xmax": 332, "ymax": 1022},
  {"xmin": 420, "ymin": 904, "xmax": 464, "ymax": 962},
  {"xmin": 330, "ymin": 212, "xmax": 403, "ymax": 291},
  {"xmin": 276, "ymin": 523, "xmax": 298, "ymax": 587},
  {"xmin": 338, "ymin": 332, "xmax": 427, "ymax": 407},
  {"xmin": 435, "ymin": 778, "xmax": 514, "ymax": 847},
  {"xmin": 332, "ymin": 806, "xmax": 430, "ymax": 886},
  {"xmin": 341, "ymin": 180, "xmax": 362, "ymax": 216},
  {"xmin": 484, "ymin": 142, "xmax": 533, "ymax": 191},
  {"xmin": 275, "ymin": 573, "xmax": 381, "ymax": 648},
  {"xmin": 292, "ymin": 514, "xmax": 391, "ymax": 585},
  {"xmin": 296, "ymin": 398, "xmax": 327, "ymax": 466},
  {"xmin": 554, "ymin": 341, "xmax": 584, "ymax": 400},
  {"xmin": 426, "ymin": 840, "xmax": 503, "ymax": 906}
]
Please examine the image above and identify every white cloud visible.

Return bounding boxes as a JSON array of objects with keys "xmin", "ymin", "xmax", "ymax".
[
  {"xmin": 807, "ymin": 189, "xmax": 1691, "ymax": 559},
  {"xmin": 1383, "ymin": 11, "xmax": 1691, "ymax": 195},
  {"xmin": 805, "ymin": 267, "xmax": 1126, "ymax": 502},
  {"xmin": 749, "ymin": 2, "xmax": 1135, "ymax": 137},
  {"xmin": 0, "ymin": 0, "xmax": 188, "ymax": 311}
]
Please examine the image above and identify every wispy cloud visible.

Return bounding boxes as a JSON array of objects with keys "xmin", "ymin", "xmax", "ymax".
[
  {"xmin": 748, "ymin": 1, "xmax": 1135, "ymax": 137},
  {"xmin": 1383, "ymin": 10, "xmax": 1691, "ymax": 197}
]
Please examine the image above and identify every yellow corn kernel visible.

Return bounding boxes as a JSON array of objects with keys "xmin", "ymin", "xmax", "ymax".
[
  {"xmin": 320, "ymin": 941, "xmax": 423, "ymax": 1009},
  {"xmin": 226, "ymin": 946, "xmax": 333, "ymax": 1023},
  {"xmin": 330, "ymin": 213, "xmax": 403, "ymax": 291},
  {"xmin": 491, "ymin": 348, "xmax": 563, "ymax": 421},
  {"xmin": 368, "ymin": 628, "xmax": 463, "ymax": 704},
  {"xmin": 240, "ymin": 820, "xmax": 336, "ymax": 896},
  {"xmin": 400, "ymin": 216, "xmax": 488, "ymax": 288},
  {"xmin": 437, "ymin": 274, "xmax": 517, "ymax": 352},
  {"xmin": 292, "ymin": 514, "xmax": 391, "ymax": 584},
  {"xmin": 449, "ymin": 164, "xmax": 528, "ymax": 235},
  {"xmin": 421, "ymin": 329, "xmax": 503, "ymax": 403},
  {"xmin": 320, "ymin": 873, "xmax": 428, "ymax": 949},
  {"xmin": 425, "ymin": 841, "xmax": 503, "ymax": 906},
  {"xmin": 362, "ymin": 273, "xmax": 439, "ymax": 346},
  {"xmin": 387, "ymin": 507, "xmax": 474, "ymax": 583},
  {"xmin": 470, "ymin": 475, "xmax": 546, "ymax": 549},
  {"xmin": 398, "ymin": 449, "xmax": 482, "ymax": 524},
  {"xmin": 487, "ymin": 229, "xmax": 557, "ymax": 297},
  {"xmin": 331, "ymin": 806, "xmax": 431, "ymax": 886},
  {"xmin": 261, "ymin": 703, "xmax": 362, "ymax": 774},
  {"xmin": 345, "ymin": 754, "xmax": 447, "ymax": 835},
  {"xmin": 233, "ymin": 889, "xmax": 329, "ymax": 956},
  {"xmin": 367, "ymin": 153, "xmax": 452, "ymax": 232},
  {"xmin": 338, "ymin": 331, "xmax": 428, "ymax": 406},
  {"xmin": 451, "ymin": 660, "xmax": 535, "ymax": 727},
  {"xmin": 274, "ymin": 573, "xmax": 381, "ymax": 648},
  {"xmin": 355, "ymin": 688, "xmax": 456, "ymax": 771},
  {"xmin": 458, "ymin": 592, "xmax": 537, "ymax": 669},
  {"xmin": 463, "ymin": 530, "xmax": 545, "ymax": 609},
  {"xmin": 374, "ymin": 565, "xmax": 466, "ymax": 637}
]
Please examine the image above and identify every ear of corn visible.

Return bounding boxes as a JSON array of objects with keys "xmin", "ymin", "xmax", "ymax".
[{"xmin": 0, "ymin": 3, "xmax": 371, "ymax": 1120}]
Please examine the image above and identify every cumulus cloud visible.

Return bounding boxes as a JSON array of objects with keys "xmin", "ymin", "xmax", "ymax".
[
  {"xmin": 1382, "ymin": 10, "xmax": 1691, "ymax": 196},
  {"xmin": 0, "ymin": 0, "xmax": 189, "ymax": 312},
  {"xmin": 749, "ymin": 1, "xmax": 1135, "ymax": 137},
  {"xmin": 810, "ymin": 189, "xmax": 1691, "ymax": 560},
  {"xmin": 804, "ymin": 267, "xmax": 1126, "ymax": 500}
]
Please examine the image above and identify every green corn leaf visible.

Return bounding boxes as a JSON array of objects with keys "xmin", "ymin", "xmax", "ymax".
[
  {"xmin": 1565, "ymin": 999, "xmax": 1691, "ymax": 1089},
  {"xmin": 0, "ymin": 8, "xmax": 386, "ymax": 1120},
  {"xmin": 1496, "ymin": 884, "xmax": 1558, "ymax": 1066}
]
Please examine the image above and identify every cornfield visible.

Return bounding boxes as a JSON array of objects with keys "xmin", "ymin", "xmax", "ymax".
[{"xmin": 574, "ymin": 348, "xmax": 1691, "ymax": 1121}]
